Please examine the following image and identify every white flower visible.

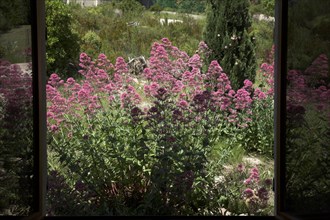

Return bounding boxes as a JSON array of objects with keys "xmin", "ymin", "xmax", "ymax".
[
  {"xmin": 224, "ymin": 46, "xmax": 228, "ymax": 49},
  {"xmin": 217, "ymin": 34, "xmax": 220, "ymax": 37},
  {"xmin": 235, "ymin": 61, "xmax": 238, "ymax": 65}
]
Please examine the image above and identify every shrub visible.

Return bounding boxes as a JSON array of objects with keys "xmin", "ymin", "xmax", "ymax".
[
  {"xmin": 227, "ymin": 53, "xmax": 274, "ymax": 157},
  {"xmin": 177, "ymin": 0, "xmax": 207, "ymax": 14},
  {"xmin": 46, "ymin": 0, "xmax": 81, "ymax": 76},
  {"xmin": 46, "ymin": 39, "xmax": 274, "ymax": 215},
  {"xmin": 0, "ymin": 0, "xmax": 30, "ymax": 31},
  {"xmin": 0, "ymin": 60, "xmax": 33, "ymax": 215},
  {"xmin": 81, "ymin": 30, "xmax": 102, "ymax": 59},
  {"xmin": 203, "ymin": 0, "xmax": 257, "ymax": 90},
  {"xmin": 285, "ymin": 54, "xmax": 330, "ymax": 213},
  {"xmin": 251, "ymin": 20, "xmax": 274, "ymax": 64},
  {"xmin": 149, "ymin": 3, "xmax": 163, "ymax": 13},
  {"xmin": 69, "ymin": 2, "xmax": 204, "ymax": 66},
  {"xmin": 249, "ymin": 0, "xmax": 275, "ymax": 17},
  {"xmin": 287, "ymin": 0, "xmax": 330, "ymax": 70},
  {"xmin": 116, "ymin": 0, "xmax": 145, "ymax": 18},
  {"xmin": 217, "ymin": 163, "xmax": 273, "ymax": 216}
]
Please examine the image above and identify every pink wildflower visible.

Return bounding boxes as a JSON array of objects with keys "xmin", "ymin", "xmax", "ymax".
[{"xmin": 243, "ymin": 188, "xmax": 254, "ymax": 198}]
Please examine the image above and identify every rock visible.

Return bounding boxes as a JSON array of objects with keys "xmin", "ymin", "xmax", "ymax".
[
  {"xmin": 127, "ymin": 56, "xmax": 148, "ymax": 75},
  {"xmin": 243, "ymin": 156, "xmax": 263, "ymax": 166}
]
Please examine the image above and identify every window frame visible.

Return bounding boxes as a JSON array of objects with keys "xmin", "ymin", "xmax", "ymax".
[
  {"xmin": 26, "ymin": 0, "xmax": 328, "ymax": 219},
  {"xmin": 28, "ymin": 0, "xmax": 47, "ymax": 219}
]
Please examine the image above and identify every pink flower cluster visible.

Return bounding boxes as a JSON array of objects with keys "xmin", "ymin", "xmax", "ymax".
[
  {"xmin": 239, "ymin": 165, "xmax": 272, "ymax": 213},
  {"xmin": 0, "ymin": 60, "xmax": 32, "ymax": 116},
  {"xmin": 47, "ymin": 39, "xmax": 275, "ymax": 131},
  {"xmin": 287, "ymin": 54, "xmax": 330, "ymax": 116},
  {"xmin": 47, "ymin": 53, "xmax": 140, "ymax": 129}
]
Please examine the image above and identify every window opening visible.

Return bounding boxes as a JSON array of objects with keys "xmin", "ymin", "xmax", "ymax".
[{"xmin": 45, "ymin": 0, "xmax": 275, "ymax": 216}]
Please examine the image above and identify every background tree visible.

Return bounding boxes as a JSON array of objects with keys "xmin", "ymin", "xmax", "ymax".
[
  {"xmin": 203, "ymin": 0, "xmax": 257, "ymax": 90},
  {"xmin": 156, "ymin": 0, "xmax": 178, "ymax": 10},
  {"xmin": 287, "ymin": 0, "xmax": 330, "ymax": 70},
  {"xmin": 46, "ymin": 0, "xmax": 80, "ymax": 76},
  {"xmin": 0, "ymin": 0, "xmax": 30, "ymax": 31},
  {"xmin": 249, "ymin": 0, "xmax": 275, "ymax": 17},
  {"xmin": 177, "ymin": 0, "xmax": 207, "ymax": 14}
]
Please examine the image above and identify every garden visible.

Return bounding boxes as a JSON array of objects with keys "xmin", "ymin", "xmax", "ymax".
[
  {"xmin": 46, "ymin": 37, "xmax": 275, "ymax": 215},
  {"xmin": 43, "ymin": 0, "xmax": 277, "ymax": 216},
  {"xmin": 1, "ymin": 0, "xmax": 329, "ymax": 217},
  {"xmin": 1, "ymin": 0, "xmax": 278, "ymax": 216}
]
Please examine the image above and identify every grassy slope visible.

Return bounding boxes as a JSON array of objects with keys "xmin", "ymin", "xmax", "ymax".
[{"xmin": 0, "ymin": 25, "xmax": 31, "ymax": 63}]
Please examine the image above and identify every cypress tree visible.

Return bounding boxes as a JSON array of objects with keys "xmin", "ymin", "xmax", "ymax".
[{"xmin": 203, "ymin": 0, "xmax": 257, "ymax": 90}]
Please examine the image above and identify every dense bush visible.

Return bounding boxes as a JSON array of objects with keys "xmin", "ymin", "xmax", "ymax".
[
  {"xmin": 203, "ymin": 0, "xmax": 257, "ymax": 90},
  {"xmin": 46, "ymin": 0, "xmax": 80, "ymax": 76},
  {"xmin": 155, "ymin": 0, "xmax": 206, "ymax": 14},
  {"xmin": 0, "ymin": 60, "xmax": 33, "ymax": 215},
  {"xmin": 287, "ymin": 0, "xmax": 330, "ymax": 70},
  {"xmin": 217, "ymin": 163, "xmax": 274, "ymax": 215},
  {"xmin": 69, "ymin": 1, "xmax": 204, "ymax": 64},
  {"xmin": 0, "ymin": 0, "xmax": 30, "ymax": 31},
  {"xmin": 156, "ymin": 0, "xmax": 177, "ymax": 10},
  {"xmin": 46, "ymin": 39, "xmax": 274, "ymax": 215},
  {"xmin": 249, "ymin": 0, "xmax": 275, "ymax": 17},
  {"xmin": 251, "ymin": 20, "xmax": 274, "ymax": 65},
  {"xmin": 285, "ymin": 54, "xmax": 330, "ymax": 213},
  {"xmin": 231, "ymin": 52, "xmax": 274, "ymax": 156},
  {"xmin": 81, "ymin": 30, "xmax": 102, "ymax": 59},
  {"xmin": 176, "ymin": 0, "xmax": 207, "ymax": 14}
]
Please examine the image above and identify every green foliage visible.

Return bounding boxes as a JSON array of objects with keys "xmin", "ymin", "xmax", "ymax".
[
  {"xmin": 230, "ymin": 96, "xmax": 274, "ymax": 157},
  {"xmin": 177, "ymin": 0, "xmax": 207, "ymax": 14},
  {"xmin": 155, "ymin": 0, "xmax": 206, "ymax": 13},
  {"xmin": 251, "ymin": 20, "xmax": 274, "ymax": 65},
  {"xmin": 217, "ymin": 163, "xmax": 273, "ymax": 216},
  {"xmin": 0, "ymin": 65, "xmax": 34, "ymax": 215},
  {"xmin": 286, "ymin": 104, "xmax": 330, "ymax": 213},
  {"xmin": 286, "ymin": 106, "xmax": 330, "ymax": 212},
  {"xmin": 156, "ymin": 0, "xmax": 177, "ymax": 9},
  {"xmin": 46, "ymin": 0, "xmax": 80, "ymax": 76},
  {"xmin": 116, "ymin": 0, "xmax": 145, "ymax": 17},
  {"xmin": 0, "ymin": 25, "xmax": 32, "ymax": 63},
  {"xmin": 149, "ymin": 3, "xmax": 163, "ymax": 12},
  {"xmin": 70, "ymin": 3, "xmax": 204, "ymax": 64},
  {"xmin": 287, "ymin": 0, "xmax": 330, "ymax": 70},
  {"xmin": 48, "ymin": 99, "xmax": 223, "ymax": 215},
  {"xmin": 203, "ymin": 0, "xmax": 257, "ymax": 90},
  {"xmin": 0, "ymin": 0, "xmax": 30, "ymax": 31},
  {"xmin": 81, "ymin": 30, "xmax": 102, "ymax": 59},
  {"xmin": 249, "ymin": 0, "xmax": 275, "ymax": 17},
  {"xmin": 0, "ymin": 94, "xmax": 4, "ymax": 121}
]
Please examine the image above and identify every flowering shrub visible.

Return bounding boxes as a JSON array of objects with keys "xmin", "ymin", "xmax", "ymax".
[
  {"xmin": 216, "ymin": 163, "xmax": 273, "ymax": 216},
  {"xmin": 242, "ymin": 166, "xmax": 273, "ymax": 214},
  {"xmin": 0, "ymin": 60, "xmax": 33, "ymax": 215},
  {"xmin": 232, "ymin": 52, "xmax": 274, "ymax": 156},
  {"xmin": 287, "ymin": 54, "xmax": 330, "ymax": 115},
  {"xmin": 0, "ymin": 93, "xmax": 5, "ymax": 121},
  {"xmin": 46, "ymin": 39, "xmax": 274, "ymax": 215},
  {"xmin": 285, "ymin": 54, "xmax": 330, "ymax": 213}
]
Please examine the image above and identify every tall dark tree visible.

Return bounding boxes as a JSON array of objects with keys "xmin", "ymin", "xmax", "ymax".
[{"xmin": 203, "ymin": 0, "xmax": 257, "ymax": 90}]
